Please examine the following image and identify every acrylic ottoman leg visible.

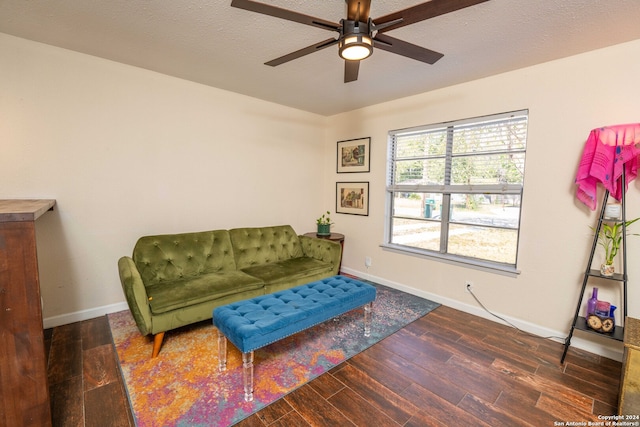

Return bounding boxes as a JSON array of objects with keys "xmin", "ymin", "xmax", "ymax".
[
  {"xmin": 243, "ymin": 351, "xmax": 254, "ymax": 402},
  {"xmin": 217, "ymin": 330, "xmax": 227, "ymax": 371},
  {"xmin": 364, "ymin": 301, "xmax": 373, "ymax": 337}
]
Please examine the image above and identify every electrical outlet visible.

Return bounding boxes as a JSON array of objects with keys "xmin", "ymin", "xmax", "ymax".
[
  {"xmin": 365, "ymin": 257, "xmax": 372, "ymax": 267},
  {"xmin": 465, "ymin": 281, "xmax": 473, "ymax": 292}
]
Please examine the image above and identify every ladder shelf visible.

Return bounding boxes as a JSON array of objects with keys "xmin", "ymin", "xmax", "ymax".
[{"xmin": 561, "ymin": 172, "xmax": 629, "ymax": 363}]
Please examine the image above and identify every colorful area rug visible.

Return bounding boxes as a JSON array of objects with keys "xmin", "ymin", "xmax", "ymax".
[{"xmin": 108, "ymin": 279, "xmax": 439, "ymax": 426}]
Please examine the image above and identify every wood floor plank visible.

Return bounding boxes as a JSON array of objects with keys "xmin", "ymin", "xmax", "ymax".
[
  {"xmin": 526, "ymin": 340, "xmax": 571, "ymax": 369},
  {"xmin": 421, "ymin": 354, "xmax": 504, "ymax": 404},
  {"xmin": 367, "ymin": 348, "xmax": 468, "ymax": 405},
  {"xmin": 235, "ymin": 413, "xmax": 269, "ymax": 427},
  {"xmin": 399, "ymin": 315, "xmax": 443, "ymax": 338},
  {"xmin": 458, "ymin": 393, "xmax": 532, "ymax": 427},
  {"xmin": 268, "ymin": 410, "xmax": 311, "ymax": 427},
  {"xmin": 442, "ymin": 344, "xmax": 552, "ymax": 413},
  {"xmin": 52, "ymin": 321, "xmax": 83, "ymax": 343},
  {"xmin": 81, "ymin": 315, "xmax": 113, "ymax": 350},
  {"xmin": 419, "ymin": 331, "xmax": 496, "ymax": 366},
  {"xmin": 84, "ymin": 382, "xmax": 133, "ymax": 427},
  {"xmin": 429, "ymin": 305, "xmax": 483, "ymax": 325},
  {"xmin": 593, "ymin": 398, "xmax": 618, "ymax": 416},
  {"xmin": 495, "ymin": 389, "xmax": 558, "ymax": 426},
  {"xmin": 536, "ymin": 393, "xmax": 599, "ymax": 422},
  {"xmin": 347, "ymin": 349, "xmax": 416, "ymax": 395},
  {"xmin": 44, "ymin": 327, "xmax": 53, "ymax": 363},
  {"xmin": 457, "ymin": 333, "xmax": 540, "ymax": 374},
  {"xmin": 468, "ymin": 315, "xmax": 518, "ymax": 336},
  {"xmin": 400, "ymin": 382, "xmax": 492, "ymax": 427},
  {"xmin": 418, "ymin": 313, "xmax": 476, "ymax": 341},
  {"xmin": 404, "ymin": 409, "xmax": 449, "ymax": 427},
  {"xmin": 594, "ymin": 351, "xmax": 624, "ymax": 371},
  {"xmin": 47, "ymin": 331, "xmax": 82, "ymax": 385},
  {"xmin": 332, "ymin": 363, "xmax": 419, "ymax": 425},
  {"xmin": 284, "ymin": 384, "xmax": 355, "ymax": 427},
  {"xmin": 491, "ymin": 358, "xmax": 597, "ymax": 412},
  {"xmin": 564, "ymin": 360, "xmax": 621, "ymax": 389},
  {"xmin": 49, "ymin": 376, "xmax": 83, "ymax": 427},
  {"xmin": 308, "ymin": 369, "xmax": 345, "ymax": 399},
  {"xmin": 328, "ymin": 387, "xmax": 400, "ymax": 427},
  {"xmin": 252, "ymin": 397, "xmax": 294, "ymax": 425},
  {"xmin": 566, "ymin": 344, "xmax": 606, "ymax": 365},
  {"xmin": 421, "ymin": 317, "xmax": 464, "ymax": 341},
  {"xmin": 83, "ymin": 343, "xmax": 121, "ymax": 392},
  {"xmin": 563, "ymin": 349, "xmax": 623, "ymax": 379},
  {"xmin": 536, "ymin": 364, "xmax": 619, "ymax": 408},
  {"xmin": 381, "ymin": 329, "xmax": 454, "ymax": 363},
  {"xmin": 481, "ymin": 329, "xmax": 540, "ymax": 354}
]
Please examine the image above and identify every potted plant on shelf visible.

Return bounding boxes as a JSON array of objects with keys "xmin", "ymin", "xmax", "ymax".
[
  {"xmin": 316, "ymin": 211, "xmax": 333, "ymax": 236},
  {"xmin": 595, "ymin": 217, "xmax": 640, "ymax": 276}
]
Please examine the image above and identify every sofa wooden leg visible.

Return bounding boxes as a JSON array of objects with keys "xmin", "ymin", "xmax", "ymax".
[{"xmin": 152, "ymin": 332, "xmax": 165, "ymax": 358}]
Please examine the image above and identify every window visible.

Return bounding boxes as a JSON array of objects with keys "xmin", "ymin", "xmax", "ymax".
[{"xmin": 385, "ymin": 110, "xmax": 528, "ymax": 273}]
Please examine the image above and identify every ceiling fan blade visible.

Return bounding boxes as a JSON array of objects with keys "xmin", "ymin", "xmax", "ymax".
[
  {"xmin": 231, "ymin": 0, "xmax": 340, "ymax": 32},
  {"xmin": 265, "ymin": 38, "xmax": 339, "ymax": 67},
  {"xmin": 374, "ymin": 0, "xmax": 490, "ymax": 34},
  {"xmin": 344, "ymin": 60, "xmax": 360, "ymax": 83},
  {"xmin": 373, "ymin": 33, "xmax": 443, "ymax": 64},
  {"xmin": 346, "ymin": 0, "xmax": 371, "ymax": 21}
]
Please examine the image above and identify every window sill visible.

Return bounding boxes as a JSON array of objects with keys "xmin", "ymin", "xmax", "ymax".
[{"xmin": 380, "ymin": 243, "xmax": 521, "ymax": 278}]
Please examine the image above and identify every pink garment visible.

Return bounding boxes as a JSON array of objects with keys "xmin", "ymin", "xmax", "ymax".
[{"xmin": 575, "ymin": 124, "xmax": 640, "ymax": 210}]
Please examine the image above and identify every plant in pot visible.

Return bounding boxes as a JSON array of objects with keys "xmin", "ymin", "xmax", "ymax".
[
  {"xmin": 595, "ymin": 217, "xmax": 640, "ymax": 276},
  {"xmin": 316, "ymin": 211, "xmax": 333, "ymax": 236}
]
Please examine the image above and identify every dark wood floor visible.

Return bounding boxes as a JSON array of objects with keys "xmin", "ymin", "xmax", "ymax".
[{"xmin": 45, "ymin": 304, "xmax": 622, "ymax": 426}]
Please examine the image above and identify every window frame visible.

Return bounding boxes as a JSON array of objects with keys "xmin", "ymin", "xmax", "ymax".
[{"xmin": 383, "ymin": 110, "xmax": 529, "ymax": 276}]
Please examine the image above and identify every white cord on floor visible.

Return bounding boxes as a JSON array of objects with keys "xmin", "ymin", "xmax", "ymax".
[{"xmin": 467, "ymin": 286, "xmax": 566, "ymax": 342}]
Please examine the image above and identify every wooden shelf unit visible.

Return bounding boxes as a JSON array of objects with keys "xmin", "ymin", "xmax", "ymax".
[
  {"xmin": 0, "ymin": 199, "xmax": 56, "ymax": 427},
  {"xmin": 561, "ymin": 180, "xmax": 628, "ymax": 363}
]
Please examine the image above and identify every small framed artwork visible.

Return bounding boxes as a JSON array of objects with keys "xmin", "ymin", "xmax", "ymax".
[
  {"xmin": 336, "ymin": 182, "xmax": 369, "ymax": 216},
  {"xmin": 337, "ymin": 137, "xmax": 370, "ymax": 173}
]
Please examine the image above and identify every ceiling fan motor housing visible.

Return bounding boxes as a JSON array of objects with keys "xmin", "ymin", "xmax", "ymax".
[{"xmin": 339, "ymin": 19, "xmax": 373, "ymax": 61}]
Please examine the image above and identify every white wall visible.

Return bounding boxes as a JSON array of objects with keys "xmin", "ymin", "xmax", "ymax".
[
  {"xmin": 0, "ymin": 33, "xmax": 328, "ymax": 326},
  {"xmin": 3, "ymin": 30, "xmax": 639, "ymax": 359},
  {"xmin": 327, "ymin": 39, "xmax": 640, "ymax": 359}
]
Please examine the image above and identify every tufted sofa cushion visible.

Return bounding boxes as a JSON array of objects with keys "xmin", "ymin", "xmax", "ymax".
[
  {"xmin": 146, "ymin": 270, "xmax": 264, "ymax": 314},
  {"xmin": 133, "ymin": 230, "xmax": 236, "ymax": 286},
  {"xmin": 240, "ymin": 257, "xmax": 331, "ymax": 287},
  {"xmin": 213, "ymin": 275, "xmax": 376, "ymax": 353},
  {"xmin": 229, "ymin": 225, "xmax": 303, "ymax": 270}
]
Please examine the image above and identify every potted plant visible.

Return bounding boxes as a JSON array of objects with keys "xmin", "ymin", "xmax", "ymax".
[
  {"xmin": 316, "ymin": 211, "xmax": 333, "ymax": 236},
  {"xmin": 595, "ymin": 217, "xmax": 640, "ymax": 276}
]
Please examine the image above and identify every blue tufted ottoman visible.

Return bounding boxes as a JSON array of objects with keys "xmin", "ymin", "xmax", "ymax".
[{"xmin": 213, "ymin": 275, "xmax": 376, "ymax": 401}]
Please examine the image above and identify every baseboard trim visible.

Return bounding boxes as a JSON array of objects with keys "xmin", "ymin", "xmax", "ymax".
[
  {"xmin": 43, "ymin": 301, "xmax": 129, "ymax": 329},
  {"xmin": 342, "ymin": 268, "xmax": 624, "ymax": 362}
]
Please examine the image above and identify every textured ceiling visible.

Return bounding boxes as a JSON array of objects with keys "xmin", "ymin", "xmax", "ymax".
[{"xmin": 1, "ymin": 0, "xmax": 640, "ymax": 116}]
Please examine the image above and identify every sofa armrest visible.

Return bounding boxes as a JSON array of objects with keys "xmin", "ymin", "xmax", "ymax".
[
  {"xmin": 298, "ymin": 235, "xmax": 342, "ymax": 275},
  {"xmin": 118, "ymin": 256, "xmax": 153, "ymax": 336}
]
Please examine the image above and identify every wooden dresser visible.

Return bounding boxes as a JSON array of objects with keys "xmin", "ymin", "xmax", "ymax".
[
  {"xmin": 619, "ymin": 316, "xmax": 640, "ymax": 416},
  {"xmin": 0, "ymin": 199, "xmax": 56, "ymax": 427}
]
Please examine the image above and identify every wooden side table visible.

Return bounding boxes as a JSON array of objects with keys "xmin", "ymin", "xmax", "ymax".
[
  {"xmin": 619, "ymin": 316, "xmax": 640, "ymax": 415},
  {"xmin": 303, "ymin": 232, "xmax": 345, "ymax": 271}
]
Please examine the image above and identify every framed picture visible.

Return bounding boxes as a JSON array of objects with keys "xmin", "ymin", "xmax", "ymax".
[
  {"xmin": 337, "ymin": 137, "xmax": 370, "ymax": 173},
  {"xmin": 336, "ymin": 182, "xmax": 369, "ymax": 216}
]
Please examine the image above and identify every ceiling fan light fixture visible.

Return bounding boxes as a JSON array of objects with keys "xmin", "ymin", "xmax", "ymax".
[{"xmin": 339, "ymin": 33, "xmax": 372, "ymax": 61}]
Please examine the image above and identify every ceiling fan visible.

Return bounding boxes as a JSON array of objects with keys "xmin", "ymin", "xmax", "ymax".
[{"xmin": 231, "ymin": 0, "xmax": 490, "ymax": 83}]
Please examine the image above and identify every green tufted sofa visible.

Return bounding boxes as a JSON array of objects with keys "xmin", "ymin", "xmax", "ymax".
[{"xmin": 118, "ymin": 225, "xmax": 342, "ymax": 357}]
